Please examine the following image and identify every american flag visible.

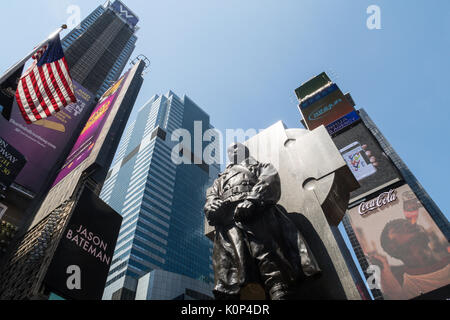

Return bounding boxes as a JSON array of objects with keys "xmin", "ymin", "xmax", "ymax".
[{"xmin": 15, "ymin": 36, "xmax": 76, "ymax": 124}]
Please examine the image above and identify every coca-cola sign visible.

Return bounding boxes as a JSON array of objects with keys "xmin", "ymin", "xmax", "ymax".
[{"xmin": 358, "ymin": 189, "xmax": 397, "ymax": 215}]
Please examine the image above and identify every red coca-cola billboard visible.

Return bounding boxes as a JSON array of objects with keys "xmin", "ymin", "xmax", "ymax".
[{"xmin": 347, "ymin": 184, "xmax": 450, "ymax": 300}]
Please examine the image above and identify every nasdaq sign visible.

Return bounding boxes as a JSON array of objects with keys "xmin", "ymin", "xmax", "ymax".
[{"xmin": 111, "ymin": 1, "xmax": 139, "ymax": 27}]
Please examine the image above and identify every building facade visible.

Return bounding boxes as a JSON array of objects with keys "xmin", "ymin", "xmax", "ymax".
[
  {"xmin": 62, "ymin": 0, "xmax": 138, "ymax": 99},
  {"xmin": 135, "ymin": 269, "xmax": 214, "ymax": 300},
  {"xmin": 101, "ymin": 91, "xmax": 219, "ymax": 300}
]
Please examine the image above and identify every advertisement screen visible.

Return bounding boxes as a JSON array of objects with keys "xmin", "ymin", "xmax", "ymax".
[
  {"xmin": 333, "ymin": 122, "xmax": 401, "ymax": 201},
  {"xmin": 325, "ymin": 110, "xmax": 360, "ymax": 136},
  {"xmin": 0, "ymin": 81, "xmax": 94, "ymax": 194},
  {"xmin": 44, "ymin": 187, "xmax": 122, "ymax": 300},
  {"xmin": 299, "ymin": 83, "xmax": 355, "ymax": 130},
  {"xmin": 347, "ymin": 184, "xmax": 450, "ymax": 300},
  {"xmin": 52, "ymin": 74, "xmax": 128, "ymax": 186},
  {"xmin": 0, "ymin": 137, "xmax": 26, "ymax": 194}
]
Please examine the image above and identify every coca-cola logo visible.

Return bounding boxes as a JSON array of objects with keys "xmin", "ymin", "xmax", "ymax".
[{"xmin": 358, "ymin": 189, "xmax": 397, "ymax": 215}]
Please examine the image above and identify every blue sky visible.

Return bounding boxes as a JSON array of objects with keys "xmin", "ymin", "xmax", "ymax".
[
  {"xmin": 1, "ymin": 1, "xmax": 448, "ymax": 295},
  {"xmin": 1, "ymin": 0, "xmax": 447, "ymax": 219}
]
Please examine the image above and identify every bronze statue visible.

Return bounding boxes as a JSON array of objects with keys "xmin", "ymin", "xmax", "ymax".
[{"xmin": 204, "ymin": 142, "xmax": 321, "ymax": 300}]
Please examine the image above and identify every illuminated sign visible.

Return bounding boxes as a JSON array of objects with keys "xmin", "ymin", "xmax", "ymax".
[
  {"xmin": 300, "ymin": 84, "xmax": 355, "ymax": 131},
  {"xmin": 332, "ymin": 122, "xmax": 401, "ymax": 202},
  {"xmin": 326, "ymin": 110, "xmax": 360, "ymax": 135}
]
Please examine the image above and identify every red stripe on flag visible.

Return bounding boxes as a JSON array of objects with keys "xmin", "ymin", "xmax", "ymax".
[
  {"xmin": 46, "ymin": 64, "xmax": 67, "ymax": 107},
  {"xmin": 61, "ymin": 57, "xmax": 77, "ymax": 103},
  {"xmin": 55, "ymin": 59, "xmax": 76, "ymax": 103},
  {"xmin": 37, "ymin": 66, "xmax": 59, "ymax": 113},
  {"xmin": 20, "ymin": 76, "xmax": 42, "ymax": 121},
  {"xmin": 15, "ymin": 88, "xmax": 32, "ymax": 124},
  {"xmin": 29, "ymin": 70, "xmax": 52, "ymax": 117}
]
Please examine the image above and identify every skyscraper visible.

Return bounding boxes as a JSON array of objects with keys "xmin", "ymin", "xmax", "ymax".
[
  {"xmin": 62, "ymin": 0, "xmax": 139, "ymax": 99},
  {"xmin": 100, "ymin": 91, "xmax": 220, "ymax": 300}
]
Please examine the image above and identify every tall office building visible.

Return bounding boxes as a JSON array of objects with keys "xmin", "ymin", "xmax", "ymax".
[
  {"xmin": 100, "ymin": 92, "xmax": 220, "ymax": 300},
  {"xmin": 62, "ymin": 0, "xmax": 139, "ymax": 98}
]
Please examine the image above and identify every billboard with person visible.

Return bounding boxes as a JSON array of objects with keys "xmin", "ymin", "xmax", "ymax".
[{"xmin": 347, "ymin": 184, "xmax": 450, "ymax": 300}]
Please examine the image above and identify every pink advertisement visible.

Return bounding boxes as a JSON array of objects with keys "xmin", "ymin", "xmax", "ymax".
[{"xmin": 52, "ymin": 73, "xmax": 128, "ymax": 186}]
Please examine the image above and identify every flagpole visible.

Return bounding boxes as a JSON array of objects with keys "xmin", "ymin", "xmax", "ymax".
[{"xmin": 0, "ymin": 24, "xmax": 68, "ymax": 85}]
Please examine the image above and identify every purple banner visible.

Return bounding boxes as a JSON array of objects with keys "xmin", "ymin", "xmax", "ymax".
[
  {"xmin": 0, "ymin": 81, "xmax": 94, "ymax": 194},
  {"xmin": 52, "ymin": 73, "xmax": 129, "ymax": 186}
]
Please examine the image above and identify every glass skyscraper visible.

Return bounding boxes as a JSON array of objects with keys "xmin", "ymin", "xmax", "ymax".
[
  {"xmin": 62, "ymin": 1, "xmax": 138, "ymax": 99},
  {"xmin": 100, "ymin": 91, "xmax": 220, "ymax": 300}
]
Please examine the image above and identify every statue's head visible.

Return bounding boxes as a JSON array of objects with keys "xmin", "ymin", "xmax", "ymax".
[{"xmin": 227, "ymin": 142, "xmax": 250, "ymax": 164}]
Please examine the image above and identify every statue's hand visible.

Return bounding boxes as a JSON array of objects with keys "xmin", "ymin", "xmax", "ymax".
[
  {"xmin": 208, "ymin": 200, "xmax": 223, "ymax": 212},
  {"xmin": 205, "ymin": 200, "xmax": 224, "ymax": 226},
  {"xmin": 234, "ymin": 200, "xmax": 255, "ymax": 223}
]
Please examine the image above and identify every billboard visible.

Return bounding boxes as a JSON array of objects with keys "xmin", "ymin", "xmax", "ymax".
[
  {"xmin": 347, "ymin": 184, "xmax": 450, "ymax": 300},
  {"xmin": 333, "ymin": 122, "xmax": 401, "ymax": 201},
  {"xmin": 325, "ymin": 110, "xmax": 360, "ymax": 136},
  {"xmin": 44, "ymin": 187, "xmax": 122, "ymax": 300},
  {"xmin": 0, "ymin": 81, "xmax": 94, "ymax": 194},
  {"xmin": 111, "ymin": 0, "xmax": 139, "ymax": 27},
  {"xmin": 0, "ymin": 137, "xmax": 26, "ymax": 195},
  {"xmin": 299, "ymin": 83, "xmax": 355, "ymax": 131},
  {"xmin": 52, "ymin": 73, "xmax": 128, "ymax": 186}
]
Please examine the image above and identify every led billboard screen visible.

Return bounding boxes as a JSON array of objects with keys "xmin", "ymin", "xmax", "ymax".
[
  {"xmin": 347, "ymin": 184, "xmax": 450, "ymax": 300},
  {"xmin": 44, "ymin": 187, "xmax": 122, "ymax": 300},
  {"xmin": 325, "ymin": 110, "xmax": 360, "ymax": 136},
  {"xmin": 299, "ymin": 83, "xmax": 355, "ymax": 131},
  {"xmin": 333, "ymin": 122, "xmax": 401, "ymax": 201},
  {"xmin": 0, "ymin": 81, "xmax": 94, "ymax": 194}
]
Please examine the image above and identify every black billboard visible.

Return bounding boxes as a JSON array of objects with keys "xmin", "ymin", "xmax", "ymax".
[
  {"xmin": 332, "ymin": 122, "xmax": 401, "ymax": 202},
  {"xmin": 0, "ymin": 137, "xmax": 26, "ymax": 196},
  {"xmin": 44, "ymin": 187, "xmax": 122, "ymax": 300}
]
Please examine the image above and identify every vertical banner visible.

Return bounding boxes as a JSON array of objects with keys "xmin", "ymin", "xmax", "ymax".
[
  {"xmin": 44, "ymin": 187, "xmax": 122, "ymax": 300},
  {"xmin": 52, "ymin": 73, "xmax": 129, "ymax": 186}
]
